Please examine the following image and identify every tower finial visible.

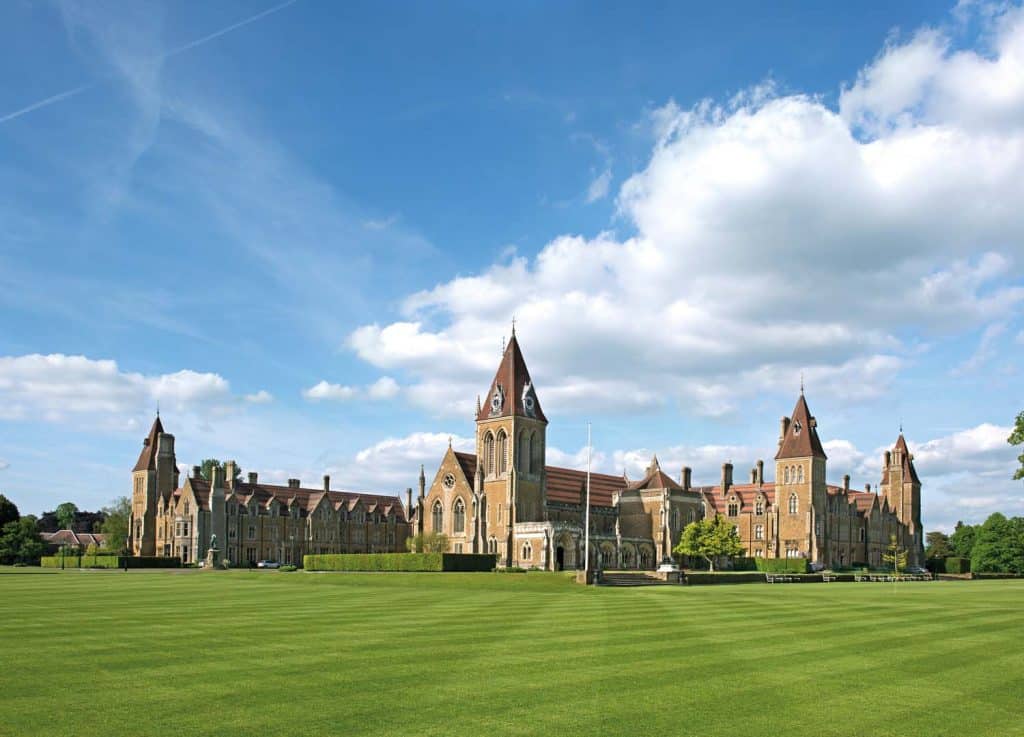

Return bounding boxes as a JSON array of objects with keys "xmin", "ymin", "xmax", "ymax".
[
  {"xmin": 511, "ymin": 315, "xmax": 516, "ymax": 337},
  {"xmin": 800, "ymin": 372, "xmax": 804, "ymax": 395},
  {"xmin": 156, "ymin": 400, "xmax": 160, "ymax": 418},
  {"xmin": 899, "ymin": 418, "xmax": 903, "ymax": 434},
  {"xmin": 448, "ymin": 435, "xmax": 452, "ymax": 448}
]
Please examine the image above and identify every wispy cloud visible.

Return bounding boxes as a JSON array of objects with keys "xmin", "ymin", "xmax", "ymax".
[{"xmin": 0, "ymin": 0, "xmax": 299, "ymax": 125}]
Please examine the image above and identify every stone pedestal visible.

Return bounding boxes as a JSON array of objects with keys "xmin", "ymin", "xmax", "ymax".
[
  {"xmin": 575, "ymin": 569, "xmax": 600, "ymax": 585},
  {"xmin": 205, "ymin": 547, "xmax": 220, "ymax": 569}
]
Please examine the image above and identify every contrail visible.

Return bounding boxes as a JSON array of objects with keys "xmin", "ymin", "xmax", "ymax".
[{"xmin": 0, "ymin": 0, "xmax": 299, "ymax": 125}]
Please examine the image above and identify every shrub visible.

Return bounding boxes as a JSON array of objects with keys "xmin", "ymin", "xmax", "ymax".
[
  {"xmin": 944, "ymin": 557, "xmax": 971, "ymax": 574},
  {"xmin": 730, "ymin": 557, "xmax": 758, "ymax": 571},
  {"xmin": 497, "ymin": 566, "xmax": 527, "ymax": 573},
  {"xmin": 754, "ymin": 558, "xmax": 810, "ymax": 574},
  {"xmin": 279, "ymin": 565, "xmax": 297, "ymax": 572},
  {"xmin": 304, "ymin": 553, "xmax": 496, "ymax": 572}
]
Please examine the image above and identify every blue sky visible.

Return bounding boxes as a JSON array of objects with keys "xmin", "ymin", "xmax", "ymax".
[{"xmin": 1, "ymin": 0, "xmax": 1022, "ymax": 530}]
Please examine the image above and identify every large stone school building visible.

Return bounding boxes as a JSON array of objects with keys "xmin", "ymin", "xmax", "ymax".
[{"xmin": 414, "ymin": 331, "xmax": 925, "ymax": 571}]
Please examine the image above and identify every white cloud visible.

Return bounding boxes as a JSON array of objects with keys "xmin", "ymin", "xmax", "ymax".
[
  {"xmin": 0, "ymin": 460, "xmax": 9, "ymax": 471},
  {"xmin": 302, "ymin": 381, "xmax": 356, "ymax": 402},
  {"xmin": 336, "ymin": 432, "xmax": 474, "ymax": 490},
  {"xmin": 0, "ymin": 354, "xmax": 234, "ymax": 424},
  {"xmin": 585, "ymin": 168, "xmax": 612, "ymax": 203},
  {"xmin": 909, "ymin": 423, "xmax": 1015, "ymax": 477},
  {"xmin": 243, "ymin": 390, "xmax": 273, "ymax": 404},
  {"xmin": 367, "ymin": 376, "xmax": 400, "ymax": 400},
  {"xmin": 347, "ymin": 6, "xmax": 1024, "ymax": 418},
  {"xmin": 953, "ymin": 322, "xmax": 1008, "ymax": 374}
]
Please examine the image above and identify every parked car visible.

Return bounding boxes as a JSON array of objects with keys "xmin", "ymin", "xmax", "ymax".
[
  {"xmin": 257, "ymin": 560, "xmax": 281, "ymax": 569},
  {"xmin": 905, "ymin": 566, "xmax": 928, "ymax": 574}
]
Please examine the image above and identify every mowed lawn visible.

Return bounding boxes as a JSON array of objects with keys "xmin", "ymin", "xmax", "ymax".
[{"xmin": 1, "ymin": 571, "xmax": 1022, "ymax": 737}]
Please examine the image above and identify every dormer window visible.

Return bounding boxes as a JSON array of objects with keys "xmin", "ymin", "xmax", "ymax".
[
  {"xmin": 727, "ymin": 499, "xmax": 738, "ymax": 517},
  {"xmin": 793, "ymin": 420, "xmax": 802, "ymax": 435}
]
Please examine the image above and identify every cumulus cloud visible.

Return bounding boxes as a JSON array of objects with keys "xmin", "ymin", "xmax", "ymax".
[
  {"xmin": 243, "ymin": 390, "xmax": 273, "ymax": 404},
  {"xmin": 585, "ymin": 168, "xmax": 612, "ymax": 203},
  {"xmin": 333, "ymin": 432, "xmax": 474, "ymax": 490},
  {"xmin": 367, "ymin": 376, "xmax": 400, "ymax": 400},
  {"xmin": 347, "ymin": 6, "xmax": 1024, "ymax": 418},
  {"xmin": 0, "ymin": 353, "xmax": 238, "ymax": 424},
  {"xmin": 302, "ymin": 381, "xmax": 356, "ymax": 402}
]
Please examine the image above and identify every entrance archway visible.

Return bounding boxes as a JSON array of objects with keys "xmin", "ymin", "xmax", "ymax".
[{"xmin": 556, "ymin": 546, "xmax": 565, "ymax": 571}]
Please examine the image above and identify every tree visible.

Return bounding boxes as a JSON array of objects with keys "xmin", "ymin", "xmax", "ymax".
[
  {"xmin": 882, "ymin": 535, "xmax": 908, "ymax": 575},
  {"xmin": 673, "ymin": 515, "xmax": 744, "ymax": 572},
  {"xmin": 100, "ymin": 496, "xmax": 131, "ymax": 553},
  {"xmin": 949, "ymin": 521, "xmax": 978, "ymax": 559},
  {"xmin": 1010, "ymin": 411, "xmax": 1024, "ymax": 481},
  {"xmin": 0, "ymin": 518, "xmax": 46, "ymax": 565},
  {"xmin": 406, "ymin": 532, "xmax": 450, "ymax": 553},
  {"xmin": 0, "ymin": 494, "xmax": 19, "ymax": 528},
  {"xmin": 925, "ymin": 531, "xmax": 951, "ymax": 559},
  {"xmin": 971, "ymin": 513, "xmax": 1024, "ymax": 574},
  {"xmin": 200, "ymin": 459, "xmax": 243, "ymax": 482},
  {"xmin": 55, "ymin": 502, "xmax": 79, "ymax": 531}
]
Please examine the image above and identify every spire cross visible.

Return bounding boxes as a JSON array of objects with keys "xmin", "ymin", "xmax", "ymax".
[
  {"xmin": 511, "ymin": 315, "xmax": 516, "ymax": 336},
  {"xmin": 800, "ymin": 372, "xmax": 804, "ymax": 395},
  {"xmin": 156, "ymin": 400, "xmax": 160, "ymax": 418}
]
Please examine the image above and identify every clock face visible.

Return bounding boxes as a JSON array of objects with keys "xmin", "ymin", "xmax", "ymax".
[
  {"xmin": 490, "ymin": 385, "xmax": 504, "ymax": 415},
  {"xmin": 442, "ymin": 473, "xmax": 455, "ymax": 489}
]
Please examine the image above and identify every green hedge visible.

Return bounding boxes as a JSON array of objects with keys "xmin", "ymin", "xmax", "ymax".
[
  {"xmin": 926, "ymin": 557, "xmax": 971, "ymax": 574},
  {"xmin": 40, "ymin": 555, "xmax": 181, "ymax": 569},
  {"xmin": 304, "ymin": 553, "xmax": 497, "ymax": 572},
  {"xmin": 754, "ymin": 558, "xmax": 810, "ymax": 574}
]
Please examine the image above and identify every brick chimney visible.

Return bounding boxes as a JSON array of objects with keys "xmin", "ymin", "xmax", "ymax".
[
  {"xmin": 779, "ymin": 417, "xmax": 791, "ymax": 447},
  {"xmin": 843, "ymin": 474, "xmax": 850, "ymax": 492},
  {"xmin": 721, "ymin": 462, "xmax": 733, "ymax": 491},
  {"xmin": 681, "ymin": 467, "xmax": 692, "ymax": 491},
  {"xmin": 756, "ymin": 460, "xmax": 764, "ymax": 486},
  {"xmin": 323, "ymin": 475, "xmax": 330, "ymax": 492},
  {"xmin": 192, "ymin": 465, "xmax": 201, "ymax": 479},
  {"xmin": 288, "ymin": 478, "xmax": 300, "ymax": 489},
  {"xmin": 224, "ymin": 460, "xmax": 237, "ymax": 490},
  {"xmin": 248, "ymin": 472, "xmax": 258, "ymax": 485}
]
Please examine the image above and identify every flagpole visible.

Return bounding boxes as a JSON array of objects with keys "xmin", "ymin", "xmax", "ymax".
[{"xmin": 584, "ymin": 421, "xmax": 591, "ymax": 581}]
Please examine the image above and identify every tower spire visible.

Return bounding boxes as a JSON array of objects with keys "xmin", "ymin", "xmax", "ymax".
[
  {"xmin": 799, "ymin": 372, "xmax": 804, "ymax": 395},
  {"xmin": 511, "ymin": 315, "xmax": 516, "ymax": 337}
]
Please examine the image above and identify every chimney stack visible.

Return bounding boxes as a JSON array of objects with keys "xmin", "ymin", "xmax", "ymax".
[
  {"xmin": 681, "ymin": 467, "xmax": 692, "ymax": 491},
  {"xmin": 721, "ymin": 462, "xmax": 733, "ymax": 491},
  {"xmin": 406, "ymin": 488, "xmax": 413, "ymax": 518},
  {"xmin": 323, "ymin": 474, "xmax": 330, "ymax": 492},
  {"xmin": 750, "ymin": 468, "xmax": 757, "ymax": 484},
  {"xmin": 843, "ymin": 474, "xmax": 850, "ymax": 492},
  {"xmin": 211, "ymin": 465, "xmax": 225, "ymax": 489},
  {"xmin": 865, "ymin": 483, "xmax": 872, "ymax": 493},
  {"xmin": 884, "ymin": 450, "xmax": 892, "ymax": 468},
  {"xmin": 779, "ymin": 417, "xmax": 791, "ymax": 446},
  {"xmin": 288, "ymin": 478, "xmax": 300, "ymax": 489},
  {"xmin": 756, "ymin": 459, "xmax": 764, "ymax": 486},
  {"xmin": 224, "ymin": 460, "xmax": 237, "ymax": 490},
  {"xmin": 192, "ymin": 465, "xmax": 201, "ymax": 479},
  {"xmin": 248, "ymin": 472, "xmax": 258, "ymax": 485}
]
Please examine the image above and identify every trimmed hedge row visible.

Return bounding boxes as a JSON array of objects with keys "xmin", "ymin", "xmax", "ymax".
[
  {"xmin": 40, "ymin": 555, "xmax": 181, "ymax": 569},
  {"xmin": 684, "ymin": 572, "xmax": 829, "ymax": 585},
  {"xmin": 304, "ymin": 553, "xmax": 497, "ymax": 572},
  {"xmin": 754, "ymin": 558, "xmax": 811, "ymax": 574},
  {"xmin": 926, "ymin": 557, "xmax": 971, "ymax": 574}
]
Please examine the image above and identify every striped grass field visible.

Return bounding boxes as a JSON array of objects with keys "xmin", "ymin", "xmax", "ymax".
[{"xmin": 1, "ymin": 569, "xmax": 1022, "ymax": 737}]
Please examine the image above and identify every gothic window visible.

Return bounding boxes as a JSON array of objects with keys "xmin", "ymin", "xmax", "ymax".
[
  {"xmin": 518, "ymin": 430, "xmax": 529, "ymax": 472},
  {"xmin": 432, "ymin": 501, "xmax": 443, "ymax": 533},
  {"xmin": 496, "ymin": 430, "xmax": 508, "ymax": 474},
  {"xmin": 688, "ymin": 509, "xmax": 696, "ymax": 523},
  {"xmin": 727, "ymin": 499, "xmax": 738, "ymax": 517},
  {"xmin": 784, "ymin": 467, "xmax": 790, "ymax": 484},
  {"xmin": 453, "ymin": 498, "xmax": 466, "ymax": 534},
  {"xmin": 483, "ymin": 432, "xmax": 495, "ymax": 476},
  {"xmin": 788, "ymin": 493, "xmax": 798, "ymax": 515},
  {"xmin": 755, "ymin": 498, "xmax": 765, "ymax": 515},
  {"xmin": 755, "ymin": 524, "xmax": 764, "ymax": 540},
  {"xmin": 701, "ymin": 502, "xmax": 707, "ymax": 518},
  {"xmin": 798, "ymin": 466, "xmax": 805, "ymax": 483},
  {"xmin": 530, "ymin": 431, "xmax": 541, "ymax": 474},
  {"xmin": 488, "ymin": 536, "xmax": 497, "ymax": 554},
  {"xmin": 522, "ymin": 541, "xmax": 532, "ymax": 560}
]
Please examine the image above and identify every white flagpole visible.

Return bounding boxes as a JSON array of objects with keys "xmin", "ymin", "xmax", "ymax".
[{"xmin": 584, "ymin": 422, "xmax": 591, "ymax": 580}]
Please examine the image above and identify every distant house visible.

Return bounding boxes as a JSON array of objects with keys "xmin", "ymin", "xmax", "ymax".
[{"xmin": 40, "ymin": 530, "xmax": 107, "ymax": 554}]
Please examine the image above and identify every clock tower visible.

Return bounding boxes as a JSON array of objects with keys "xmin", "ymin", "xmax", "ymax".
[{"xmin": 476, "ymin": 327, "xmax": 548, "ymax": 566}]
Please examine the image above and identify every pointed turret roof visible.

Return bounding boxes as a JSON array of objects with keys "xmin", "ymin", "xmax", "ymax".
[
  {"xmin": 132, "ymin": 415, "xmax": 164, "ymax": 472},
  {"xmin": 475, "ymin": 332, "xmax": 547, "ymax": 423},
  {"xmin": 893, "ymin": 433, "xmax": 921, "ymax": 484},
  {"xmin": 775, "ymin": 393, "xmax": 827, "ymax": 460}
]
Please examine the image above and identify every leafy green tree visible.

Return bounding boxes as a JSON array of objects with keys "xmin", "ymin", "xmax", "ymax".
[
  {"xmin": 949, "ymin": 521, "xmax": 978, "ymax": 559},
  {"xmin": 971, "ymin": 513, "xmax": 1024, "ymax": 574},
  {"xmin": 100, "ymin": 496, "xmax": 131, "ymax": 553},
  {"xmin": 673, "ymin": 515, "xmax": 744, "ymax": 572},
  {"xmin": 55, "ymin": 502, "xmax": 79, "ymax": 531},
  {"xmin": 882, "ymin": 535, "xmax": 908, "ymax": 574},
  {"xmin": 0, "ymin": 518, "xmax": 46, "ymax": 565},
  {"xmin": 0, "ymin": 494, "xmax": 19, "ymax": 527},
  {"xmin": 925, "ymin": 531, "xmax": 951, "ymax": 559},
  {"xmin": 200, "ymin": 459, "xmax": 243, "ymax": 482},
  {"xmin": 1009, "ymin": 411, "xmax": 1024, "ymax": 481},
  {"xmin": 406, "ymin": 532, "xmax": 450, "ymax": 553}
]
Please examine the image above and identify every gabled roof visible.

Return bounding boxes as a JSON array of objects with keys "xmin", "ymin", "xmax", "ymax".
[
  {"xmin": 894, "ymin": 434, "xmax": 921, "ymax": 484},
  {"xmin": 475, "ymin": 332, "xmax": 547, "ymax": 423},
  {"xmin": 545, "ymin": 465, "xmax": 625, "ymax": 507},
  {"xmin": 627, "ymin": 455, "xmax": 683, "ymax": 491},
  {"xmin": 454, "ymin": 451, "xmax": 478, "ymax": 482},
  {"xmin": 132, "ymin": 415, "xmax": 164, "ymax": 472},
  {"xmin": 698, "ymin": 483, "xmax": 776, "ymax": 514},
  {"xmin": 775, "ymin": 393, "xmax": 827, "ymax": 460}
]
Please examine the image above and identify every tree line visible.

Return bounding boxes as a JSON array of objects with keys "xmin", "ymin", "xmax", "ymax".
[{"xmin": 0, "ymin": 494, "xmax": 131, "ymax": 565}]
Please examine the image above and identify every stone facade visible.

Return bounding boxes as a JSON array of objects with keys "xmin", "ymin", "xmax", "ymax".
[
  {"xmin": 417, "ymin": 332, "xmax": 925, "ymax": 571},
  {"xmin": 128, "ymin": 419, "xmax": 412, "ymax": 565}
]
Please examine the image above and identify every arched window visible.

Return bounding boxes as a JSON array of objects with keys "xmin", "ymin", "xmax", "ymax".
[
  {"xmin": 755, "ymin": 524, "xmax": 764, "ymax": 540},
  {"xmin": 522, "ymin": 541, "xmax": 532, "ymax": 560},
  {"xmin": 496, "ymin": 430, "xmax": 508, "ymax": 474},
  {"xmin": 688, "ymin": 509, "xmax": 696, "ymax": 523},
  {"xmin": 797, "ymin": 466, "xmax": 805, "ymax": 483},
  {"xmin": 701, "ymin": 502, "xmax": 707, "ymax": 518},
  {"xmin": 432, "ymin": 501, "xmax": 443, "ymax": 533},
  {"xmin": 530, "ymin": 431, "xmax": 541, "ymax": 474},
  {"xmin": 727, "ymin": 499, "xmax": 738, "ymax": 517},
  {"xmin": 453, "ymin": 498, "xmax": 465, "ymax": 534},
  {"xmin": 788, "ymin": 493, "xmax": 798, "ymax": 515},
  {"xmin": 483, "ymin": 432, "xmax": 495, "ymax": 476},
  {"xmin": 518, "ymin": 430, "xmax": 529, "ymax": 472},
  {"xmin": 784, "ymin": 467, "xmax": 790, "ymax": 484},
  {"xmin": 488, "ymin": 536, "xmax": 497, "ymax": 554},
  {"xmin": 755, "ymin": 498, "xmax": 765, "ymax": 515}
]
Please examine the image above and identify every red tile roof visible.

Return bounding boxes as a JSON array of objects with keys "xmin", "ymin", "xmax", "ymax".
[
  {"xmin": 475, "ymin": 333, "xmax": 547, "ymax": 423},
  {"xmin": 775, "ymin": 394, "xmax": 827, "ymax": 460},
  {"xmin": 454, "ymin": 452, "xmax": 478, "ymax": 482},
  {"xmin": 697, "ymin": 483, "xmax": 776, "ymax": 514},
  {"xmin": 40, "ymin": 530, "xmax": 108, "ymax": 547},
  {"xmin": 545, "ymin": 466, "xmax": 624, "ymax": 507},
  {"xmin": 189, "ymin": 478, "xmax": 408, "ymax": 522},
  {"xmin": 132, "ymin": 415, "xmax": 164, "ymax": 472}
]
